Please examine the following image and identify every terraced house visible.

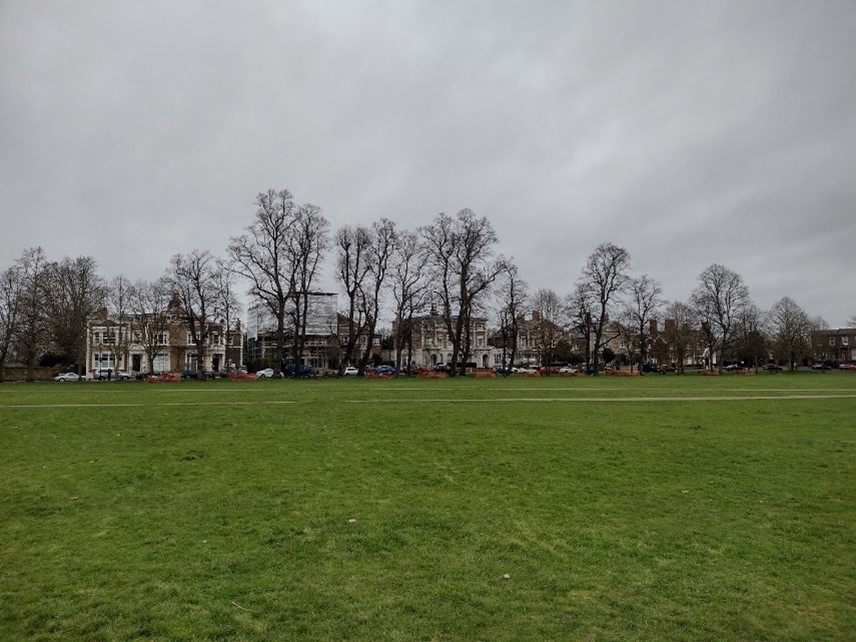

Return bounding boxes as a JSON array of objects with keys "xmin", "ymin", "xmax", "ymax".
[
  {"xmin": 393, "ymin": 313, "xmax": 492, "ymax": 370},
  {"xmin": 86, "ymin": 304, "xmax": 242, "ymax": 377},
  {"xmin": 811, "ymin": 327, "xmax": 856, "ymax": 364}
]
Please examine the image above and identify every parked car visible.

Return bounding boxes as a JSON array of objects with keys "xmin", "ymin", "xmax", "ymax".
[
  {"xmin": 285, "ymin": 364, "xmax": 317, "ymax": 379},
  {"xmin": 181, "ymin": 369, "xmax": 198, "ymax": 379},
  {"xmin": 256, "ymin": 368, "xmax": 277, "ymax": 378},
  {"xmin": 812, "ymin": 362, "xmax": 832, "ymax": 370},
  {"xmin": 54, "ymin": 372, "xmax": 85, "ymax": 382},
  {"xmin": 538, "ymin": 366, "xmax": 561, "ymax": 375},
  {"xmin": 762, "ymin": 363, "xmax": 783, "ymax": 371},
  {"xmin": 433, "ymin": 363, "xmax": 451, "ymax": 373},
  {"xmin": 558, "ymin": 366, "xmax": 578, "ymax": 374},
  {"xmin": 400, "ymin": 366, "xmax": 424, "ymax": 376},
  {"xmin": 343, "ymin": 366, "xmax": 360, "ymax": 376},
  {"xmin": 93, "ymin": 368, "xmax": 133, "ymax": 381},
  {"xmin": 839, "ymin": 363, "xmax": 856, "ymax": 371},
  {"xmin": 375, "ymin": 365, "xmax": 396, "ymax": 375}
]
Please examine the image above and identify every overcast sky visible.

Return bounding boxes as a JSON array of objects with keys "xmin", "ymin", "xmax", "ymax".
[{"xmin": 2, "ymin": 0, "xmax": 854, "ymax": 326}]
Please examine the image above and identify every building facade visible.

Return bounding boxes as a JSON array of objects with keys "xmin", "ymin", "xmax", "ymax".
[
  {"xmin": 86, "ymin": 312, "xmax": 242, "ymax": 377},
  {"xmin": 394, "ymin": 314, "xmax": 492, "ymax": 369},
  {"xmin": 811, "ymin": 328, "xmax": 855, "ymax": 363},
  {"xmin": 244, "ymin": 293, "xmax": 338, "ymax": 369}
]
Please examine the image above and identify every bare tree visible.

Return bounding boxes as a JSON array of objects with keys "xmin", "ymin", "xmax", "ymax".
[
  {"xmin": 358, "ymin": 218, "xmax": 397, "ymax": 372},
  {"xmin": 129, "ymin": 277, "xmax": 173, "ymax": 375},
  {"xmin": 101, "ymin": 274, "xmax": 133, "ymax": 375},
  {"xmin": 422, "ymin": 209, "xmax": 502, "ymax": 375},
  {"xmin": 170, "ymin": 250, "xmax": 219, "ymax": 374},
  {"xmin": 390, "ymin": 229, "xmax": 429, "ymax": 372},
  {"xmin": 335, "ymin": 224, "xmax": 373, "ymax": 373},
  {"xmin": 229, "ymin": 189, "xmax": 297, "ymax": 373},
  {"xmin": 565, "ymin": 282, "xmax": 595, "ymax": 369},
  {"xmin": 0, "ymin": 263, "xmax": 24, "ymax": 382},
  {"xmin": 213, "ymin": 258, "xmax": 242, "ymax": 372},
  {"xmin": 769, "ymin": 297, "xmax": 812, "ymax": 371},
  {"xmin": 577, "ymin": 243, "xmax": 631, "ymax": 375},
  {"xmin": 42, "ymin": 256, "xmax": 105, "ymax": 374},
  {"xmin": 495, "ymin": 260, "xmax": 528, "ymax": 373},
  {"xmin": 690, "ymin": 263, "xmax": 750, "ymax": 371},
  {"xmin": 621, "ymin": 274, "xmax": 663, "ymax": 374},
  {"xmin": 285, "ymin": 203, "xmax": 330, "ymax": 367},
  {"xmin": 732, "ymin": 303, "xmax": 766, "ymax": 369},
  {"xmin": 13, "ymin": 248, "xmax": 49, "ymax": 381},
  {"xmin": 663, "ymin": 301, "xmax": 697, "ymax": 373},
  {"xmin": 531, "ymin": 289, "xmax": 562, "ymax": 370}
]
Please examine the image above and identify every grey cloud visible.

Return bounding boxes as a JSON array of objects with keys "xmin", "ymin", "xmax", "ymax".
[{"xmin": 1, "ymin": 0, "xmax": 854, "ymax": 324}]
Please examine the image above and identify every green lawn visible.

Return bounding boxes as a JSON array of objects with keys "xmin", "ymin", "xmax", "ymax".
[{"xmin": 2, "ymin": 374, "xmax": 854, "ymax": 641}]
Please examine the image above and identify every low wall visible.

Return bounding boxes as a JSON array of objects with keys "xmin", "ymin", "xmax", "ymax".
[{"xmin": 1, "ymin": 366, "xmax": 57, "ymax": 382}]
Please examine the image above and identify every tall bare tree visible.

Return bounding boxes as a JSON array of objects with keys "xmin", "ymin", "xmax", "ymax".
[
  {"xmin": 43, "ymin": 256, "xmax": 105, "ymax": 374},
  {"xmin": 769, "ymin": 297, "xmax": 812, "ymax": 371},
  {"xmin": 285, "ymin": 203, "xmax": 330, "ymax": 367},
  {"xmin": 390, "ymin": 229, "xmax": 429, "ymax": 372},
  {"xmin": 495, "ymin": 260, "xmax": 528, "ymax": 373},
  {"xmin": 422, "ymin": 209, "xmax": 502, "ymax": 375},
  {"xmin": 129, "ymin": 277, "xmax": 173, "ymax": 375},
  {"xmin": 0, "ymin": 263, "xmax": 24, "ymax": 382},
  {"xmin": 170, "ymin": 250, "xmax": 219, "ymax": 374},
  {"xmin": 13, "ymin": 248, "xmax": 49, "ymax": 381},
  {"xmin": 690, "ymin": 263, "xmax": 750, "ymax": 371},
  {"xmin": 335, "ymin": 224, "xmax": 373, "ymax": 372},
  {"xmin": 531, "ymin": 288, "xmax": 562, "ymax": 370},
  {"xmin": 229, "ymin": 189, "xmax": 297, "ymax": 373},
  {"xmin": 577, "ymin": 243, "xmax": 631, "ymax": 375},
  {"xmin": 663, "ymin": 301, "xmax": 697, "ymax": 373},
  {"xmin": 621, "ymin": 274, "xmax": 663, "ymax": 374},
  {"xmin": 102, "ymin": 274, "xmax": 133, "ymax": 375},
  {"xmin": 358, "ymin": 218, "xmax": 397, "ymax": 372},
  {"xmin": 566, "ymin": 282, "xmax": 595, "ymax": 369},
  {"xmin": 213, "ymin": 258, "xmax": 241, "ymax": 372}
]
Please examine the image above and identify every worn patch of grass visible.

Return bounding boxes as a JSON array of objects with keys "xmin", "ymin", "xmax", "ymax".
[{"xmin": 1, "ymin": 374, "xmax": 854, "ymax": 640}]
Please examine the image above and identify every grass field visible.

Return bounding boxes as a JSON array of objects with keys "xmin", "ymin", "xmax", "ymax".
[{"xmin": 1, "ymin": 373, "xmax": 854, "ymax": 641}]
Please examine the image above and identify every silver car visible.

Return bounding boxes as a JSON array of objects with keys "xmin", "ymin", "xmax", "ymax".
[{"xmin": 54, "ymin": 372, "xmax": 85, "ymax": 382}]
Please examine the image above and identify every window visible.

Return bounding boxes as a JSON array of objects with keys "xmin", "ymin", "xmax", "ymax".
[
  {"xmin": 93, "ymin": 331, "xmax": 101, "ymax": 344},
  {"xmin": 132, "ymin": 331, "xmax": 142, "ymax": 344},
  {"xmin": 156, "ymin": 332, "xmax": 169, "ymax": 346},
  {"xmin": 93, "ymin": 353, "xmax": 115, "ymax": 368},
  {"xmin": 154, "ymin": 354, "xmax": 169, "ymax": 372},
  {"xmin": 830, "ymin": 337, "xmax": 836, "ymax": 346},
  {"xmin": 843, "ymin": 337, "xmax": 849, "ymax": 346}
]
